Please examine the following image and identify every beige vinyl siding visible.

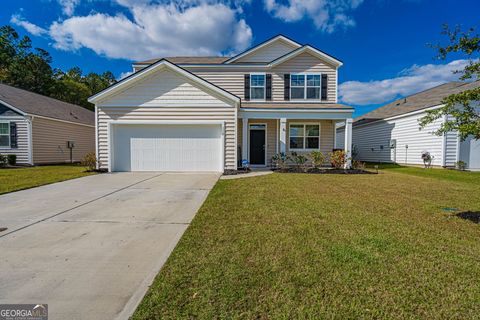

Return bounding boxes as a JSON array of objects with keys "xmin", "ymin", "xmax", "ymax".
[
  {"xmin": 98, "ymin": 69, "xmax": 233, "ymax": 108},
  {"xmin": 234, "ymin": 41, "xmax": 298, "ymax": 63},
  {"xmin": 0, "ymin": 116, "xmax": 30, "ymax": 164},
  {"xmin": 96, "ymin": 69, "xmax": 237, "ymax": 171},
  {"xmin": 32, "ymin": 117, "xmax": 94, "ymax": 164},
  {"xmin": 271, "ymin": 53, "xmax": 337, "ymax": 103},
  {"xmin": 189, "ymin": 52, "xmax": 337, "ymax": 103},
  {"xmin": 191, "ymin": 70, "xmax": 246, "ymax": 99}
]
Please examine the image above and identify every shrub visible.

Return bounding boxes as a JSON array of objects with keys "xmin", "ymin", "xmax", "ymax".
[
  {"xmin": 0, "ymin": 154, "xmax": 7, "ymax": 167},
  {"xmin": 352, "ymin": 160, "xmax": 365, "ymax": 170},
  {"xmin": 82, "ymin": 152, "xmax": 98, "ymax": 172},
  {"xmin": 329, "ymin": 150, "xmax": 347, "ymax": 169},
  {"xmin": 310, "ymin": 151, "xmax": 326, "ymax": 168},
  {"xmin": 421, "ymin": 151, "xmax": 433, "ymax": 168},
  {"xmin": 272, "ymin": 152, "xmax": 288, "ymax": 169},
  {"xmin": 456, "ymin": 160, "xmax": 467, "ymax": 171},
  {"xmin": 7, "ymin": 154, "xmax": 16, "ymax": 166},
  {"xmin": 289, "ymin": 152, "xmax": 309, "ymax": 172}
]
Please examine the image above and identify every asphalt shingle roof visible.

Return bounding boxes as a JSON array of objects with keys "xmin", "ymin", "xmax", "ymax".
[
  {"xmin": 137, "ymin": 56, "xmax": 230, "ymax": 65},
  {"xmin": 355, "ymin": 80, "xmax": 480, "ymax": 125},
  {"xmin": 0, "ymin": 83, "xmax": 94, "ymax": 126}
]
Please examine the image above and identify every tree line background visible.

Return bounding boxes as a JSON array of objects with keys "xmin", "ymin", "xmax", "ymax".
[{"xmin": 0, "ymin": 25, "xmax": 116, "ymax": 111}]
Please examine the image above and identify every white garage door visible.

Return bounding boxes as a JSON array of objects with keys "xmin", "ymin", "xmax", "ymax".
[{"xmin": 112, "ymin": 124, "xmax": 223, "ymax": 172}]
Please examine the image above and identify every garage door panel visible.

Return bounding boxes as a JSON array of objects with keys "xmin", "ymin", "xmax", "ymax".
[{"xmin": 113, "ymin": 124, "xmax": 222, "ymax": 172}]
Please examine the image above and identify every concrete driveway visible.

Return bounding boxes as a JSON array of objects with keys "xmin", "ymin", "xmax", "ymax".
[{"xmin": 0, "ymin": 172, "xmax": 219, "ymax": 320}]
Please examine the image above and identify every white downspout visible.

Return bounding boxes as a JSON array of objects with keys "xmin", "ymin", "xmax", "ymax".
[
  {"xmin": 344, "ymin": 118, "xmax": 353, "ymax": 169},
  {"xmin": 242, "ymin": 117, "xmax": 248, "ymax": 162},
  {"xmin": 279, "ymin": 118, "xmax": 287, "ymax": 153}
]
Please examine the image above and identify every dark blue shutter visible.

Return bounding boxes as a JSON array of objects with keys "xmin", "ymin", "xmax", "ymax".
[
  {"xmin": 10, "ymin": 122, "xmax": 17, "ymax": 149},
  {"xmin": 284, "ymin": 74, "xmax": 290, "ymax": 100},
  {"xmin": 244, "ymin": 74, "xmax": 250, "ymax": 101},
  {"xmin": 321, "ymin": 74, "xmax": 328, "ymax": 100},
  {"xmin": 266, "ymin": 74, "xmax": 272, "ymax": 100}
]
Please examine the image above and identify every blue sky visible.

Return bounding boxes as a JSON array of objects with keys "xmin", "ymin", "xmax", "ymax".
[{"xmin": 1, "ymin": 0, "xmax": 479, "ymax": 116}]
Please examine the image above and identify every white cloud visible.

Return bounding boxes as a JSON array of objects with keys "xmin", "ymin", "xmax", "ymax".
[
  {"xmin": 44, "ymin": 1, "xmax": 252, "ymax": 60},
  {"xmin": 264, "ymin": 0, "xmax": 363, "ymax": 33},
  {"xmin": 339, "ymin": 59, "xmax": 471, "ymax": 105},
  {"xmin": 118, "ymin": 70, "xmax": 133, "ymax": 80},
  {"xmin": 58, "ymin": 0, "xmax": 80, "ymax": 16},
  {"xmin": 10, "ymin": 14, "xmax": 47, "ymax": 36}
]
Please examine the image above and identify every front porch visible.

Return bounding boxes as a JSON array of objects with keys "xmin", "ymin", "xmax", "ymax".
[{"xmin": 237, "ymin": 107, "xmax": 353, "ymax": 168}]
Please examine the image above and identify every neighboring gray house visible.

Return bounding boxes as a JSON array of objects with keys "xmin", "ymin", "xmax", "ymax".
[
  {"xmin": 336, "ymin": 81, "xmax": 480, "ymax": 170},
  {"xmin": 0, "ymin": 83, "xmax": 95, "ymax": 165},
  {"xmin": 89, "ymin": 35, "xmax": 355, "ymax": 172}
]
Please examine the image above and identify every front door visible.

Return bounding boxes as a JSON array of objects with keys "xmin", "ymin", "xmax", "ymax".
[{"xmin": 249, "ymin": 124, "xmax": 266, "ymax": 165}]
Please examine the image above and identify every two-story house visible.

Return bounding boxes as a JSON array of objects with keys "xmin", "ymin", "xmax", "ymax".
[{"xmin": 88, "ymin": 35, "xmax": 354, "ymax": 172}]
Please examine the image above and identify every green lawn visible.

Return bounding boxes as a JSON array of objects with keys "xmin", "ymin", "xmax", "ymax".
[
  {"xmin": 133, "ymin": 169, "xmax": 480, "ymax": 319},
  {"xmin": 367, "ymin": 163, "xmax": 480, "ymax": 185},
  {"xmin": 0, "ymin": 165, "xmax": 96, "ymax": 195}
]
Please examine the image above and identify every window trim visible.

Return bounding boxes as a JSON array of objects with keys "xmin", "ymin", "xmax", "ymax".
[
  {"xmin": 290, "ymin": 73, "xmax": 322, "ymax": 101},
  {"xmin": 0, "ymin": 121, "xmax": 11, "ymax": 149},
  {"xmin": 250, "ymin": 72, "xmax": 266, "ymax": 101},
  {"xmin": 288, "ymin": 122, "xmax": 321, "ymax": 151}
]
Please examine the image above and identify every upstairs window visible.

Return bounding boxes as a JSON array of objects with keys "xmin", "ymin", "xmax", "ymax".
[
  {"xmin": 290, "ymin": 74, "xmax": 321, "ymax": 100},
  {"xmin": 250, "ymin": 74, "xmax": 265, "ymax": 100},
  {"xmin": 0, "ymin": 122, "xmax": 10, "ymax": 148}
]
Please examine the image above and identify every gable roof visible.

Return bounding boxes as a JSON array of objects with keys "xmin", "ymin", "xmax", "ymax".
[
  {"xmin": 270, "ymin": 45, "xmax": 343, "ymax": 68},
  {"xmin": 354, "ymin": 80, "xmax": 480, "ymax": 126},
  {"xmin": 89, "ymin": 59, "xmax": 240, "ymax": 105},
  {"xmin": 133, "ymin": 35, "xmax": 342, "ymax": 69},
  {"xmin": 0, "ymin": 83, "xmax": 94, "ymax": 126},
  {"xmin": 224, "ymin": 35, "xmax": 302, "ymax": 64}
]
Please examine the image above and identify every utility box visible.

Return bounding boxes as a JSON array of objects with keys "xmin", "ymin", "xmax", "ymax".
[{"xmin": 389, "ymin": 139, "xmax": 396, "ymax": 149}]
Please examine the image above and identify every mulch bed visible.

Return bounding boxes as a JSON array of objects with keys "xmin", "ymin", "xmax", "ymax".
[{"xmin": 274, "ymin": 167, "xmax": 376, "ymax": 174}]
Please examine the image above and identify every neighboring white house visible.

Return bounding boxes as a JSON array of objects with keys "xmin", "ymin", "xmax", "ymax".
[{"xmin": 336, "ymin": 81, "xmax": 480, "ymax": 170}]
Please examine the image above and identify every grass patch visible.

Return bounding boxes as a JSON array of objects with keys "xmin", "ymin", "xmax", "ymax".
[
  {"xmin": 0, "ymin": 165, "xmax": 96, "ymax": 195},
  {"xmin": 367, "ymin": 162, "xmax": 480, "ymax": 184},
  {"xmin": 133, "ymin": 170, "xmax": 480, "ymax": 319}
]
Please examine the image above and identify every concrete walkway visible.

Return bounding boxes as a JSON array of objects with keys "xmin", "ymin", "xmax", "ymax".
[
  {"xmin": 0, "ymin": 172, "xmax": 219, "ymax": 320},
  {"xmin": 221, "ymin": 169, "xmax": 273, "ymax": 180}
]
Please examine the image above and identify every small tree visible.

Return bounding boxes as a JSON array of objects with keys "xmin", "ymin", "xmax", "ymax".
[{"xmin": 419, "ymin": 24, "xmax": 480, "ymax": 140}]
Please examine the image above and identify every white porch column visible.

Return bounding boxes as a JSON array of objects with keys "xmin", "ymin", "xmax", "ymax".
[
  {"xmin": 279, "ymin": 118, "xmax": 287, "ymax": 153},
  {"xmin": 242, "ymin": 117, "xmax": 248, "ymax": 161},
  {"xmin": 344, "ymin": 118, "xmax": 353, "ymax": 169}
]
